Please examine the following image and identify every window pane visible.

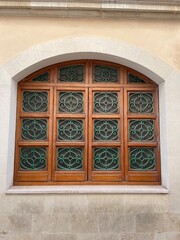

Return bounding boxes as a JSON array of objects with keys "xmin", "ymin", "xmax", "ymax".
[
  {"xmin": 32, "ymin": 72, "xmax": 49, "ymax": 82},
  {"xmin": 94, "ymin": 65, "xmax": 119, "ymax": 83},
  {"xmin": 57, "ymin": 147, "xmax": 83, "ymax": 170},
  {"xmin": 128, "ymin": 73, "xmax": 146, "ymax": 84},
  {"xmin": 94, "ymin": 119, "xmax": 119, "ymax": 141},
  {"xmin": 130, "ymin": 147, "xmax": 156, "ymax": 170},
  {"xmin": 129, "ymin": 119, "xmax": 155, "ymax": 141},
  {"xmin": 94, "ymin": 147, "xmax": 120, "ymax": 170},
  {"xmin": 129, "ymin": 92, "xmax": 154, "ymax": 113},
  {"xmin": 23, "ymin": 91, "xmax": 48, "ymax": 112},
  {"xmin": 59, "ymin": 92, "xmax": 84, "ymax": 113},
  {"xmin": 20, "ymin": 147, "xmax": 47, "ymax": 171},
  {"xmin": 58, "ymin": 119, "xmax": 83, "ymax": 141},
  {"xmin": 94, "ymin": 92, "xmax": 119, "ymax": 113},
  {"xmin": 22, "ymin": 119, "xmax": 48, "ymax": 140},
  {"xmin": 59, "ymin": 65, "xmax": 84, "ymax": 82}
]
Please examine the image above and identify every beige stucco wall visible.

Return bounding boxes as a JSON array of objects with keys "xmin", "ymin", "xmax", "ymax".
[{"xmin": 0, "ymin": 16, "xmax": 180, "ymax": 240}]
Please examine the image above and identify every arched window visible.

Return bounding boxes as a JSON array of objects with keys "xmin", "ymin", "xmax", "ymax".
[{"xmin": 14, "ymin": 60, "xmax": 160, "ymax": 185}]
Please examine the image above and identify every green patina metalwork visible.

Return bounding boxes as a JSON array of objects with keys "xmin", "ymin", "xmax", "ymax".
[
  {"xmin": 129, "ymin": 92, "xmax": 154, "ymax": 113},
  {"xmin": 130, "ymin": 147, "xmax": 155, "ymax": 170},
  {"xmin": 32, "ymin": 72, "xmax": 49, "ymax": 82},
  {"xmin": 94, "ymin": 65, "xmax": 119, "ymax": 82},
  {"xmin": 59, "ymin": 92, "xmax": 83, "ymax": 113},
  {"xmin": 128, "ymin": 73, "xmax": 146, "ymax": 84},
  {"xmin": 23, "ymin": 91, "xmax": 48, "ymax": 112},
  {"xmin": 94, "ymin": 92, "xmax": 119, "ymax": 113},
  {"xmin": 94, "ymin": 147, "xmax": 119, "ymax": 170},
  {"xmin": 57, "ymin": 147, "xmax": 83, "ymax": 170},
  {"xmin": 94, "ymin": 119, "xmax": 118, "ymax": 141},
  {"xmin": 129, "ymin": 119, "xmax": 155, "ymax": 141},
  {"xmin": 20, "ymin": 147, "xmax": 47, "ymax": 170},
  {"xmin": 59, "ymin": 65, "xmax": 84, "ymax": 82},
  {"xmin": 58, "ymin": 119, "xmax": 83, "ymax": 141},
  {"xmin": 22, "ymin": 119, "xmax": 47, "ymax": 140}
]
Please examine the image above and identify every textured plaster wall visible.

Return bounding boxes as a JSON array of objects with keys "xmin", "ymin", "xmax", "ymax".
[{"xmin": 0, "ymin": 16, "xmax": 179, "ymax": 240}]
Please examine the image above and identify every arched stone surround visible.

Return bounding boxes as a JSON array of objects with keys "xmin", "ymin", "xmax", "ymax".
[{"xmin": 0, "ymin": 36, "xmax": 179, "ymax": 193}]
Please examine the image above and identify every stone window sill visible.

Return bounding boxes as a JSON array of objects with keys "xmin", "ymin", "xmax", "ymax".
[{"xmin": 6, "ymin": 185, "xmax": 168, "ymax": 194}]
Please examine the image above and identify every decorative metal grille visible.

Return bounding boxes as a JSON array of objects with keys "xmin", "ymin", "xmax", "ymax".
[
  {"xmin": 129, "ymin": 92, "xmax": 154, "ymax": 113},
  {"xmin": 128, "ymin": 73, "xmax": 146, "ymax": 84},
  {"xmin": 22, "ymin": 119, "xmax": 48, "ymax": 140},
  {"xmin": 59, "ymin": 92, "xmax": 83, "ymax": 113},
  {"xmin": 59, "ymin": 65, "xmax": 84, "ymax": 82},
  {"xmin": 32, "ymin": 72, "xmax": 49, "ymax": 82},
  {"xmin": 58, "ymin": 119, "xmax": 83, "ymax": 141},
  {"xmin": 94, "ymin": 65, "xmax": 119, "ymax": 82},
  {"xmin": 57, "ymin": 148, "xmax": 83, "ymax": 170},
  {"xmin": 130, "ymin": 147, "xmax": 155, "ymax": 170},
  {"xmin": 23, "ymin": 91, "xmax": 48, "ymax": 112},
  {"xmin": 129, "ymin": 120, "xmax": 155, "ymax": 141},
  {"xmin": 94, "ymin": 120, "xmax": 118, "ymax": 141},
  {"xmin": 20, "ymin": 147, "xmax": 47, "ymax": 170},
  {"xmin": 94, "ymin": 147, "xmax": 119, "ymax": 170},
  {"xmin": 94, "ymin": 92, "xmax": 119, "ymax": 113}
]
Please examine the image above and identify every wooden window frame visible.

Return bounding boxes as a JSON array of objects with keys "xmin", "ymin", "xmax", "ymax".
[{"xmin": 14, "ymin": 60, "xmax": 161, "ymax": 186}]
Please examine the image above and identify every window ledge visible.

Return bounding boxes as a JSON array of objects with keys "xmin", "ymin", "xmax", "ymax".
[{"xmin": 6, "ymin": 185, "xmax": 168, "ymax": 194}]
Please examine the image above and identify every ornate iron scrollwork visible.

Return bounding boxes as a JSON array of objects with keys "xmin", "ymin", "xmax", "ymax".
[
  {"xmin": 94, "ymin": 119, "xmax": 118, "ymax": 141},
  {"xmin": 129, "ymin": 120, "xmax": 155, "ymax": 141},
  {"xmin": 94, "ymin": 92, "xmax": 119, "ymax": 113},
  {"xmin": 58, "ymin": 119, "xmax": 83, "ymax": 141},
  {"xmin": 57, "ymin": 148, "xmax": 83, "ymax": 170},
  {"xmin": 22, "ymin": 119, "xmax": 47, "ymax": 140},
  {"xmin": 59, "ymin": 65, "xmax": 84, "ymax": 82},
  {"xmin": 130, "ymin": 147, "xmax": 155, "ymax": 170},
  {"xmin": 94, "ymin": 147, "xmax": 119, "ymax": 170},
  {"xmin": 23, "ymin": 91, "xmax": 48, "ymax": 112},
  {"xmin": 129, "ymin": 92, "xmax": 154, "ymax": 113},
  {"xmin": 94, "ymin": 65, "xmax": 119, "ymax": 82},
  {"xmin": 59, "ymin": 92, "xmax": 83, "ymax": 113},
  {"xmin": 20, "ymin": 147, "xmax": 47, "ymax": 170}
]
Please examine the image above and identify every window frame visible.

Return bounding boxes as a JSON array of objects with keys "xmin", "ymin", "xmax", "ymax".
[{"xmin": 14, "ymin": 60, "xmax": 161, "ymax": 186}]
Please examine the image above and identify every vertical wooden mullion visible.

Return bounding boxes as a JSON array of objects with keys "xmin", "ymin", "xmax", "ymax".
[
  {"xmin": 52, "ymin": 87, "xmax": 57, "ymax": 181},
  {"xmin": 124, "ymin": 88, "xmax": 129, "ymax": 181},
  {"xmin": 88, "ymin": 88, "xmax": 93, "ymax": 181},
  {"xmin": 120, "ymin": 88, "xmax": 125, "ymax": 181},
  {"xmin": 84, "ymin": 88, "xmax": 88, "ymax": 180},
  {"xmin": 47, "ymin": 87, "xmax": 54, "ymax": 181}
]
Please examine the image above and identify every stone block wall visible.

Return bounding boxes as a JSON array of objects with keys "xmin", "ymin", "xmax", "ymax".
[{"xmin": 0, "ymin": 194, "xmax": 180, "ymax": 240}]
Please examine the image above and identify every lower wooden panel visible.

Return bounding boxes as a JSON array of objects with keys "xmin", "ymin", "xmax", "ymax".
[
  {"xmin": 53, "ymin": 171, "xmax": 86, "ymax": 182},
  {"xmin": 91, "ymin": 172, "xmax": 122, "ymax": 182},
  {"xmin": 15, "ymin": 171, "xmax": 49, "ymax": 182},
  {"xmin": 127, "ymin": 172, "xmax": 160, "ymax": 182}
]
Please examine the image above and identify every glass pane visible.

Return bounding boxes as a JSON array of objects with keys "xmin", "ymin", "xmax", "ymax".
[
  {"xmin": 94, "ymin": 147, "xmax": 119, "ymax": 170},
  {"xmin": 58, "ymin": 119, "xmax": 83, "ymax": 141},
  {"xmin": 129, "ymin": 119, "xmax": 155, "ymax": 141},
  {"xmin": 59, "ymin": 92, "xmax": 83, "ymax": 113},
  {"xmin": 23, "ymin": 91, "xmax": 48, "ymax": 112},
  {"xmin": 130, "ymin": 147, "xmax": 156, "ymax": 170},
  {"xmin": 94, "ymin": 119, "xmax": 119, "ymax": 141},
  {"xmin": 57, "ymin": 147, "xmax": 83, "ymax": 170},
  {"xmin": 22, "ymin": 119, "xmax": 48, "ymax": 140},
  {"xmin": 20, "ymin": 147, "xmax": 47, "ymax": 171},
  {"xmin": 129, "ymin": 92, "xmax": 154, "ymax": 113},
  {"xmin": 128, "ymin": 73, "xmax": 146, "ymax": 84},
  {"xmin": 94, "ymin": 65, "xmax": 119, "ymax": 83},
  {"xmin": 59, "ymin": 65, "xmax": 84, "ymax": 82},
  {"xmin": 32, "ymin": 72, "xmax": 49, "ymax": 82},
  {"xmin": 94, "ymin": 92, "xmax": 119, "ymax": 113}
]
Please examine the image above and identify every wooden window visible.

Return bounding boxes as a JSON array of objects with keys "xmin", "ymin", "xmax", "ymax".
[{"xmin": 14, "ymin": 60, "xmax": 161, "ymax": 185}]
